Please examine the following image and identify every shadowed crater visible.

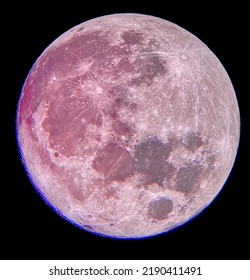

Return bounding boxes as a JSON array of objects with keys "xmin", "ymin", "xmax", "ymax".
[
  {"xmin": 133, "ymin": 137, "xmax": 174, "ymax": 186},
  {"xmin": 148, "ymin": 197, "xmax": 173, "ymax": 220}
]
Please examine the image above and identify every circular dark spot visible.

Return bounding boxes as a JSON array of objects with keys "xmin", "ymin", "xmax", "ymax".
[
  {"xmin": 53, "ymin": 151, "xmax": 59, "ymax": 158},
  {"xmin": 148, "ymin": 197, "xmax": 173, "ymax": 220}
]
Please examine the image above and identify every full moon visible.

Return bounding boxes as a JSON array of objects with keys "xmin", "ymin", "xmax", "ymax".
[{"xmin": 16, "ymin": 13, "xmax": 240, "ymax": 238}]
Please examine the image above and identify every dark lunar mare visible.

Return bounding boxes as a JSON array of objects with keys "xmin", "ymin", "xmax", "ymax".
[
  {"xmin": 148, "ymin": 197, "xmax": 173, "ymax": 220},
  {"xmin": 133, "ymin": 136, "xmax": 174, "ymax": 186}
]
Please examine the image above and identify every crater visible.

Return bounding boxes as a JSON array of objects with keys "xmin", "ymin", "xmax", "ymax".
[
  {"xmin": 92, "ymin": 142, "xmax": 134, "ymax": 181},
  {"xmin": 53, "ymin": 151, "xmax": 59, "ymax": 158},
  {"xmin": 148, "ymin": 197, "xmax": 173, "ymax": 220},
  {"xmin": 180, "ymin": 54, "xmax": 188, "ymax": 60}
]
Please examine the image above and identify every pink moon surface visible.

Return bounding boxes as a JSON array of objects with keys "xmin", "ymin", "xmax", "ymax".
[{"xmin": 16, "ymin": 13, "xmax": 240, "ymax": 238}]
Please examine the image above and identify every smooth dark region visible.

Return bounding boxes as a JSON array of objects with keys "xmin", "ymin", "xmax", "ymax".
[
  {"xmin": 174, "ymin": 164, "xmax": 203, "ymax": 194},
  {"xmin": 148, "ymin": 197, "xmax": 173, "ymax": 220},
  {"xmin": 133, "ymin": 137, "xmax": 174, "ymax": 186},
  {"xmin": 92, "ymin": 143, "xmax": 133, "ymax": 181}
]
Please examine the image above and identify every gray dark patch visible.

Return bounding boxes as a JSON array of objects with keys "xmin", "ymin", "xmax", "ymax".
[
  {"xmin": 131, "ymin": 55, "xmax": 167, "ymax": 86},
  {"xmin": 121, "ymin": 30, "xmax": 144, "ymax": 45},
  {"xmin": 148, "ymin": 197, "xmax": 173, "ymax": 220},
  {"xmin": 183, "ymin": 131, "xmax": 203, "ymax": 152},
  {"xmin": 133, "ymin": 137, "xmax": 174, "ymax": 186},
  {"xmin": 174, "ymin": 164, "xmax": 203, "ymax": 194}
]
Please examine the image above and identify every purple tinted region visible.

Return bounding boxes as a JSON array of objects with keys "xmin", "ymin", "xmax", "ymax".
[
  {"xmin": 148, "ymin": 197, "xmax": 173, "ymax": 220},
  {"xmin": 121, "ymin": 30, "xmax": 144, "ymax": 45},
  {"xmin": 175, "ymin": 165, "xmax": 203, "ymax": 194},
  {"xmin": 183, "ymin": 131, "xmax": 203, "ymax": 152},
  {"xmin": 130, "ymin": 55, "xmax": 167, "ymax": 86},
  {"xmin": 133, "ymin": 137, "xmax": 174, "ymax": 186}
]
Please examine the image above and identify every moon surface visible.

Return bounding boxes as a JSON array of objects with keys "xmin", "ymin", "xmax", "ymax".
[{"xmin": 16, "ymin": 13, "xmax": 240, "ymax": 238}]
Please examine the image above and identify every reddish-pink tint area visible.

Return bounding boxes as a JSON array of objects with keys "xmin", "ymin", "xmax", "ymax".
[{"xmin": 92, "ymin": 143, "xmax": 134, "ymax": 181}]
